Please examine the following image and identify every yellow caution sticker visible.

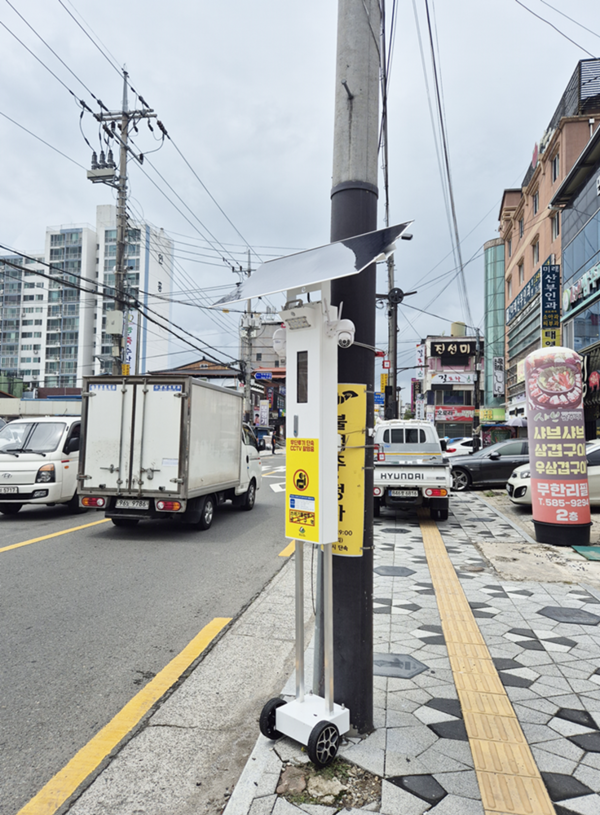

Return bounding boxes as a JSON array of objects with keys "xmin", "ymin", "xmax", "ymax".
[
  {"xmin": 335, "ymin": 384, "xmax": 366, "ymax": 557},
  {"xmin": 286, "ymin": 438, "xmax": 319, "ymax": 542}
]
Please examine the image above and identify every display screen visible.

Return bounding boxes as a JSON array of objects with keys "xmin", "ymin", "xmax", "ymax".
[{"xmin": 297, "ymin": 351, "xmax": 308, "ymax": 403}]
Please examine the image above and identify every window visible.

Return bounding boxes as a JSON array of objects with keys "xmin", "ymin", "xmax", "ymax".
[
  {"xmin": 256, "ymin": 353, "xmax": 262, "ymax": 361},
  {"xmin": 507, "ymin": 239, "xmax": 512, "ymax": 258},
  {"xmin": 507, "ymin": 278, "xmax": 512, "ymax": 299},
  {"xmin": 496, "ymin": 442, "xmax": 525, "ymax": 457},
  {"xmin": 551, "ymin": 153, "xmax": 560, "ymax": 183},
  {"xmin": 533, "ymin": 191, "xmax": 539, "ymax": 215},
  {"xmin": 552, "ymin": 213, "xmax": 560, "ymax": 241},
  {"xmin": 24, "ymin": 283, "xmax": 35, "ymax": 289},
  {"xmin": 532, "ymin": 242, "xmax": 539, "ymax": 266},
  {"xmin": 518, "ymin": 263, "xmax": 524, "ymax": 285},
  {"xmin": 519, "ymin": 218, "xmax": 524, "ymax": 238}
]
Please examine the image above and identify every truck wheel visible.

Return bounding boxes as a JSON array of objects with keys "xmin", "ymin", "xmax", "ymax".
[
  {"xmin": 307, "ymin": 721, "xmax": 340, "ymax": 768},
  {"xmin": 198, "ymin": 495, "xmax": 215, "ymax": 530},
  {"xmin": 112, "ymin": 518, "xmax": 139, "ymax": 527},
  {"xmin": 241, "ymin": 479, "xmax": 256, "ymax": 511},
  {"xmin": 259, "ymin": 697, "xmax": 285, "ymax": 739},
  {"xmin": 452, "ymin": 468, "xmax": 470, "ymax": 491},
  {"xmin": 374, "ymin": 498, "xmax": 380, "ymax": 518},
  {"xmin": 0, "ymin": 503, "xmax": 22, "ymax": 515},
  {"xmin": 66, "ymin": 491, "xmax": 87, "ymax": 514},
  {"xmin": 432, "ymin": 508, "xmax": 449, "ymax": 521}
]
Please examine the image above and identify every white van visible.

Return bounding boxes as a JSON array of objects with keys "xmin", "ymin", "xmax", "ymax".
[{"xmin": 0, "ymin": 416, "xmax": 82, "ymax": 515}]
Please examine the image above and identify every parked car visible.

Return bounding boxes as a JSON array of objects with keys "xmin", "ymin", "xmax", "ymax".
[
  {"xmin": 445, "ymin": 436, "xmax": 476, "ymax": 457},
  {"xmin": 507, "ymin": 441, "xmax": 600, "ymax": 506},
  {"xmin": 450, "ymin": 439, "xmax": 529, "ymax": 491},
  {"xmin": 0, "ymin": 416, "xmax": 82, "ymax": 514}
]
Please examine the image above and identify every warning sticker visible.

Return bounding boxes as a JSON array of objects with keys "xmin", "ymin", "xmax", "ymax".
[
  {"xmin": 286, "ymin": 438, "xmax": 319, "ymax": 543},
  {"xmin": 335, "ymin": 383, "xmax": 366, "ymax": 557}
]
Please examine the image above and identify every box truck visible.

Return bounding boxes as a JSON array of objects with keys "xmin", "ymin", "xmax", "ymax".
[{"xmin": 78, "ymin": 376, "xmax": 261, "ymax": 528}]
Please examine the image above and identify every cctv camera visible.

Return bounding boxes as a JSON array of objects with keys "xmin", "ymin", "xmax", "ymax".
[
  {"xmin": 272, "ymin": 326, "xmax": 286, "ymax": 355},
  {"xmin": 336, "ymin": 318, "xmax": 356, "ymax": 349}
]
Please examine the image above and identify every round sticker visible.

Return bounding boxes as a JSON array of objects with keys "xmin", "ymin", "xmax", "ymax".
[{"xmin": 293, "ymin": 469, "xmax": 309, "ymax": 491}]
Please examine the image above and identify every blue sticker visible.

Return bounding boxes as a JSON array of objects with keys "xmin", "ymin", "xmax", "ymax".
[{"xmin": 153, "ymin": 384, "xmax": 182, "ymax": 391}]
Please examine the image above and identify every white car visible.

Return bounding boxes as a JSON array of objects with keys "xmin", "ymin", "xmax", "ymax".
[
  {"xmin": 444, "ymin": 437, "xmax": 476, "ymax": 457},
  {"xmin": 507, "ymin": 441, "xmax": 600, "ymax": 506}
]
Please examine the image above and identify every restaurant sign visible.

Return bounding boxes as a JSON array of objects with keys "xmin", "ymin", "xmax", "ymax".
[{"xmin": 434, "ymin": 406, "xmax": 474, "ymax": 422}]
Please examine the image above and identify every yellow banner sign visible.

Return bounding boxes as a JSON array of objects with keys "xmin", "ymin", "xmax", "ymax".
[
  {"xmin": 542, "ymin": 328, "xmax": 561, "ymax": 348},
  {"xmin": 335, "ymin": 384, "xmax": 366, "ymax": 557},
  {"xmin": 286, "ymin": 438, "xmax": 319, "ymax": 543},
  {"xmin": 380, "ymin": 373, "xmax": 388, "ymax": 391}
]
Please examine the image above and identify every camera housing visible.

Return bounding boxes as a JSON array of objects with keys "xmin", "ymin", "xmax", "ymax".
[{"xmin": 336, "ymin": 318, "xmax": 356, "ymax": 348}]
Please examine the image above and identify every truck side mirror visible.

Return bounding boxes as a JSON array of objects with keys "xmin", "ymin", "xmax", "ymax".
[{"xmin": 64, "ymin": 437, "xmax": 80, "ymax": 455}]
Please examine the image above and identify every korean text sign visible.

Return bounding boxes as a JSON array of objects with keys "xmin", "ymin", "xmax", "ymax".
[
  {"xmin": 286, "ymin": 438, "xmax": 319, "ymax": 543},
  {"xmin": 525, "ymin": 347, "xmax": 590, "ymax": 529},
  {"xmin": 336, "ymin": 384, "xmax": 366, "ymax": 556}
]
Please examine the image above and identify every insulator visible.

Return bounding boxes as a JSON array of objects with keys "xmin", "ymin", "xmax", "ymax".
[
  {"xmin": 98, "ymin": 150, "xmax": 107, "ymax": 168},
  {"xmin": 107, "ymin": 149, "xmax": 115, "ymax": 168},
  {"xmin": 91, "ymin": 151, "xmax": 98, "ymax": 170}
]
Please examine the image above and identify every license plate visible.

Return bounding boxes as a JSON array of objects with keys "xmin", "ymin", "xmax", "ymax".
[
  {"xmin": 0, "ymin": 486, "xmax": 18, "ymax": 494},
  {"xmin": 115, "ymin": 499, "xmax": 149, "ymax": 510},
  {"xmin": 390, "ymin": 489, "xmax": 419, "ymax": 497}
]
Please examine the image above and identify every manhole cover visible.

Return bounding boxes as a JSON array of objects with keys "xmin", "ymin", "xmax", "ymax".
[
  {"xmin": 374, "ymin": 566, "xmax": 416, "ymax": 577},
  {"xmin": 373, "ymin": 653, "xmax": 428, "ymax": 678}
]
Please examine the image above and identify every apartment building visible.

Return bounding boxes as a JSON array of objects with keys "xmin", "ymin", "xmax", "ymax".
[
  {"xmin": 498, "ymin": 58, "xmax": 600, "ymax": 414},
  {"xmin": 0, "ymin": 205, "xmax": 173, "ymax": 389}
]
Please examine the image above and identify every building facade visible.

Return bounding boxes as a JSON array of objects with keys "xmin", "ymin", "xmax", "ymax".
[
  {"xmin": 498, "ymin": 59, "xmax": 600, "ymax": 416},
  {"xmin": 483, "ymin": 238, "xmax": 505, "ymax": 413},
  {"xmin": 0, "ymin": 205, "xmax": 173, "ymax": 389}
]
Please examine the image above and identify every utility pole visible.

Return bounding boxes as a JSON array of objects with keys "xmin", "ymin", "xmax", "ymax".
[
  {"xmin": 87, "ymin": 70, "xmax": 156, "ymax": 375},
  {"xmin": 243, "ymin": 251, "xmax": 254, "ymax": 423},
  {"xmin": 473, "ymin": 328, "xmax": 482, "ymax": 452},
  {"xmin": 328, "ymin": 0, "xmax": 381, "ymax": 735}
]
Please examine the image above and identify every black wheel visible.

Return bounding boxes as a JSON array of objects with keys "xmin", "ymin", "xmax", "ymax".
[
  {"xmin": 451, "ymin": 468, "xmax": 471, "ymax": 492},
  {"xmin": 259, "ymin": 697, "xmax": 285, "ymax": 740},
  {"xmin": 66, "ymin": 491, "xmax": 87, "ymax": 514},
  {"xmin": 307, "ymin": 721, "xmax": 340, "ymax": 768},
  {"xmin": 241, "ymin": 479, "xmax": 256, "ymax": 512},
  {"xmin": 111, "ymin": 518, "xmax": 139, "ymax": 527},
  {"xmin": 373, "ymin": 498, "xmax": 380, "ymax": 518},
  {"xmin": 0, "ymin": 503, "xmax": 22, "ymax": 515},
  {"xmin": 198, "ymin": 495, "xmax": 215, "ymax": 530}
]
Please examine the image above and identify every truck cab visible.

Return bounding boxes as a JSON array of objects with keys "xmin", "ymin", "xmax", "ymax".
[
  {"xmin": 373, "ymin": 419, "xmax": 451, "ymax": 521},
  {"xmin": 0, "ymin": 416, "xmax": 82, "ymax": 515}
]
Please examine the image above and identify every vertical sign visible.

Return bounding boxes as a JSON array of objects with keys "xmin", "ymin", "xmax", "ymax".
[
  {"xmin": 286, "ymin": 438, "xmax": 319, "ymax": 543},
  {"xmin": 416, "ymin": 343, "xmax": 425, "ymax": 380},
  {"xmin": 380, "ymin": 373, "xmax": 388, "ymax": 391},
  {"xmin": 525, "ymin": 347, "xmax": 590, "ymax": 545},
  {"xmin": 541, "ymin": 264, "xmax": 561, "ymax": 347},
  {"xmin": 124, "ymin": 310, "xmax": 138, "ymax": 373},
  {"xmin": 415, "ymin": 393, "xmax": 425, "ymax": 420},
  {"xmin": 493, "ymin": 356, "xmax": 505, "ymax": 398},
  {"xmin": 336, "ymin": 384, "xmax": 366, "ymax": 556},
  {"xmin": 259, "ymin": 399, "xmax": 270, "ymax": 425}
]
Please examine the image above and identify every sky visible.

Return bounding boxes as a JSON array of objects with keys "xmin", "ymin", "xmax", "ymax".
[{"xmin": 1, "ymin": 0, "xmax": 599, "ymax": 399}]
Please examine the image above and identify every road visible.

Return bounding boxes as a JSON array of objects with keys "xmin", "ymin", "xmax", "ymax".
[{"xmin": 0, "ymin": 457, "xmax": 286, "ymax": 815}]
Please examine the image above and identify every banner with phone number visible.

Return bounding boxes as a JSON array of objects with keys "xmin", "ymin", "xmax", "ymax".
[{"xmin": 525, "ymin": 347, "xmax": 590, "ymax": 527}]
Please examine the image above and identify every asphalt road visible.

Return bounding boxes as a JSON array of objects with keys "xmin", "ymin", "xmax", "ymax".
[{"xmin": 0, "ymin": 456, "xmax": 286, "ymax": 815}]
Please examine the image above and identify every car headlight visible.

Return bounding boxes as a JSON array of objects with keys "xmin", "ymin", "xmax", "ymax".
[
  {"xmin": 35, "ymin": 463, "xmax": 55, "ymax": 483},
  {"xmin": 513, "ymin": 469, "xmax": 530, "ymax": 479}
]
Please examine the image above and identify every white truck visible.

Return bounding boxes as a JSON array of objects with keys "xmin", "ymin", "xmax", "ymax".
[
  {"xmin": 373, "ymin": 419, "xmax": 451, "ymax": 521},
  {"xmin": 0, "ymin": 416, "xmax": 82, "ymax": 514},
  {"xmin": 78, "ymin": 375, "xmax": 261, "ymax": 529}
]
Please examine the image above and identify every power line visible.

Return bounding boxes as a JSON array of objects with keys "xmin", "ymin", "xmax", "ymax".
[
  {"xmin": 538, "ymin": 0, "xmax": 600, "ymax": 42},
  {"xmin": 513, "ymin": 0, "xmax": 596, "ymax": 57},
  {"xmin": 55, "ymin": 0, "xmax": 123, "ymax": 78},
  {"xmin": 0, "ymin": 109, "xmax": 87, "ymax": 169}
]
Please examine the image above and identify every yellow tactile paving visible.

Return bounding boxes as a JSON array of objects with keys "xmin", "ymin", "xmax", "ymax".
[{"xmin": 419, "ymin": 517, "xmax": 555, "ymax": 815}]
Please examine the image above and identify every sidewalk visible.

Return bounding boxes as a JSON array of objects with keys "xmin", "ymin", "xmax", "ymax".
[
  {"xmin": 225, "ymin": 493, "xmax": 600, "ymax": 815},
  {"xmin": 68, "ymin": 493, "xmax": 600, "ymax": 815}
]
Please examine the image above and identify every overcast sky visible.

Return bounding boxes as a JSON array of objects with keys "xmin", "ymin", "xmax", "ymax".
[{"xmin": 1, "ymin": 0, "xmax": 599, "ymax": 397}]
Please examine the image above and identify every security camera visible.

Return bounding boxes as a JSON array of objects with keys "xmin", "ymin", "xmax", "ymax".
[
  {"xmin": 272, "ymin": 326, "xmax": 286, "ymax": 355},
  {"xmin": 336, "ymin": 318, "xmax": 356, "ymax": 348}
]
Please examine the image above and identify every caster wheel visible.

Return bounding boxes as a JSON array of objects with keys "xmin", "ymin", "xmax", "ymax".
[
  {"xmin": 259, "ymin": 697, "xmax": 285, "ymax": 740},
  {"xmin": 307, "ymin": 720, "xmax": 340, "ymax": 768}
]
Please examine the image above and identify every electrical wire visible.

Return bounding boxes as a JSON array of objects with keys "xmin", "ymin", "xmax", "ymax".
[
  {"xmin": 539, "ymin": 0, "xmax": 600, "ymax": 42},
  {"xmin": 55, "ymin": 0, "xmax": 123, "ymax": 78},
  {"xmin": 0, "ymin": 109, "xmax": 87, "ymax": 169},
  {"xmin": 513, "ymin": 0, "xmax": 596, "ymax": 58}
]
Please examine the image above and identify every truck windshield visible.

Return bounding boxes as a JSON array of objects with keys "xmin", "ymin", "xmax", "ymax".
[{"xmin": 0, "ymin": 422, "xmax": 66, "ymax": 453}]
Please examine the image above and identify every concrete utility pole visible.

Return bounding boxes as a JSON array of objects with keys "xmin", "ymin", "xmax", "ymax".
[
  {"xmin": 87, "ymin": 70, "xmax": 156, "ymax": 375},
  {"xmin": 329, "ymin": 0, "xmax": 381, "ymax": 734}
]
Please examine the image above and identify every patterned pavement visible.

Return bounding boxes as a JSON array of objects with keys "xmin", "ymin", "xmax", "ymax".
[{"xmin": 227, "ymin": 493, "xmax": 600, "ymax": 815}]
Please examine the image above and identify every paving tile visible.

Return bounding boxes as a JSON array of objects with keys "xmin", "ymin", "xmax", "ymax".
[
  {"xmin": 380, "ymin": 780, "xmax": 431, "ymax": 815},
  {"xmin": 249, "ymin": 796, "xmax": 277, "ymax": 815},
  {"xmin": 420, "ymin": 793, "xmax": 484, "ymax": 814},
  {"xmin": 530, "ymin": 746, "xmax": 579, "ymax": 775}
]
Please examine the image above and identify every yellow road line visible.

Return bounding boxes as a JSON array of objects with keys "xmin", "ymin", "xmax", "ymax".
[
  {"xmin": 0, "ymin": 518, "xmax": 110, "ymax": 554},
  {"xmin": 418, "ymin": 514, "xmax": 555, "ymax": 815},
  {"xmin": 279, "ymin": 540, "xmax": 295, "ymax": 557},
  {"xmin": 17, "ymin": 616, "xmax": 231, "ymax": 815}
]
